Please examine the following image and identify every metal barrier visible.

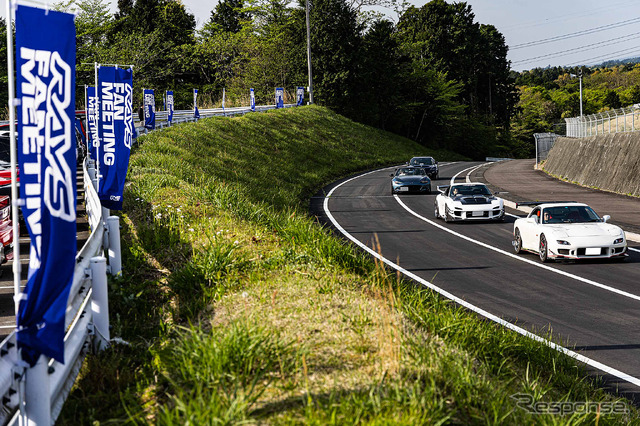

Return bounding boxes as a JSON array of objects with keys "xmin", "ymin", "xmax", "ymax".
[
  {"xmin": 0, "ymin": 158, "xmax": 117, "ymax": 425},
  {"xmin": 133, "ymin": 104, "xmax": 294, "ymax": 134},
  {"xmin": 564, "ymin": 104, "xmax": 640, "ymax": 137}
]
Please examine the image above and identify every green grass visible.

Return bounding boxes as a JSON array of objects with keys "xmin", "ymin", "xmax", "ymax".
[{"xmin": 58, "ymin": 105, "xmax": 639, "ymax": 424}]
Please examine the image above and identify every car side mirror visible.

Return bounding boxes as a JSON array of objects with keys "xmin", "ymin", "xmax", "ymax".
[
  {"xmin": 389, "ymin": 173, "xmax": 394, "ymax": 177},
  {"xmin": 602, "ymin": 215, "xmax": 611, "ymax": 223}
]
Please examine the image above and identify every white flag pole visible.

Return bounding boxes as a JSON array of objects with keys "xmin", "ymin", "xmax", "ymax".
[
  {"xmin": 94, "ymin": 62, "xmax": 100, "ymax": 193},
  {"xmin": 6, "ymin": 0, "xmax": 22, "ymax": 316}
]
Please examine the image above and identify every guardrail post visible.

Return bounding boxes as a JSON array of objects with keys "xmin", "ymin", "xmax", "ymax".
[
  {"xmin": 107, "ymin": 216, "xmax": 122, "ymax": 277},
  {"xmin": 102, "ymin": 207, "xmax": 110, "ymax": 251},
  {"xmin": 90, "ymin": 256, "xmax": 110, "ymax": 352},
  {"xmin": 24, "ymin": 355, "xmax": 51, "ymax": 425}
]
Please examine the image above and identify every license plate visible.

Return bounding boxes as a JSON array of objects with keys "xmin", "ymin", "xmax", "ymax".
[
  {"xmin": 472, "ymin": 211, "xmax": 484, "ymax": 217},
  {"xmin": 399, "ymin": 187, "xmax": 409, "ymax": 192},
  {"xmin": 585, "ymin": 247, "xmax": 601, "ymax": 255}
]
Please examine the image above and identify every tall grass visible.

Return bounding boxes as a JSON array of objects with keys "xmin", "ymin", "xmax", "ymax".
[{"xmin": 58, "ymin": 106, "xmax": 639, "ymax": 424}]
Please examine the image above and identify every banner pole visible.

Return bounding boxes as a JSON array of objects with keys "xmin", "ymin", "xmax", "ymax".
[
  {"xmin": 6, "ymin": 0, "xmax": 22, "ymax": 316},
  {"xmin": 94, "ymin": 62, "xmax": 100, "ymax": 193}
]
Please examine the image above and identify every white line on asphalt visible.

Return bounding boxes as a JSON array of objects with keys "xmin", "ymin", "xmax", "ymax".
[
  {"xmin": 323, "ymin": 164, "xmax": 640, "ymax": 390},
  {"xmin": 0, "ymin": 325, "xmax": 14, "ymax": 329},
  {"xmin": 629, "ymin": 247, "xmax": 640, "ymax": 253},
  {"xmin": 394, "ymin": 195, "xmax": 640, "ymax": 302}
]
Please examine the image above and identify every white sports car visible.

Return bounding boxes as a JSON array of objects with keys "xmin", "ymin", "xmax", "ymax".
[
  {"xmin": 434, "ymin": 182, "xmax": 504, "ymax": 222},
  {"xmin": 512, "ymin": 202, "xmax": 627, "ymax": 262}
]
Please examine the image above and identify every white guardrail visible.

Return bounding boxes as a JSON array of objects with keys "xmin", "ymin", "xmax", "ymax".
[{"xmin": 0, "ymin": 103, "xmax": 297, "ymax": 424}]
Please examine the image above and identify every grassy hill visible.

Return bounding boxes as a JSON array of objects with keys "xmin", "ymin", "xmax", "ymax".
[{"xmin": 60, "ymin": 106, "xmax": 637, "ymax": 424}]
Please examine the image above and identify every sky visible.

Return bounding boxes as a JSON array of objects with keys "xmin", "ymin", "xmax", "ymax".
[{"xmin": 5, "ymin": 0, "xmax": 640, "ymax": 72}]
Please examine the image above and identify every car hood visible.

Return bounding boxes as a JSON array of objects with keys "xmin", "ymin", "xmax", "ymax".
[
  {"xmin": 546, "ymin": 223, "xmax": 623, "ymax": 238},
  {"xmin": 394, "ymin": 176, "xmax": 428, "ymax": 184},
  {"xmin": 452, "ymin": 195, "xmax": 498, "ymax": 205}
]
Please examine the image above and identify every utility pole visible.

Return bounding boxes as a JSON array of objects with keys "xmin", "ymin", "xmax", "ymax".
[
  {"xmin": 579, "ymin": 69, "xmax": 583, "ymax": 117},
  {"xmin": 305, "ymin": 0, "xmax": 314, "ymax": 104}
]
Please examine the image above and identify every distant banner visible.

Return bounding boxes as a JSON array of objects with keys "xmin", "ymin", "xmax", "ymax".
[
  {"xmin": 275, "ymin": 87, "xmax": 284, "ymax": 109},
  {"xmin": 167, "ymin": 90, "xmax": 174, "ymax": 124},
  {"xmin": 250, "ymin": 88, "xmax": 255, "ymax": 112},
  {"xmin": 98, "ymin": 66, "xmax": 134, "ymax": 210},
  {"xmin": 194, "ymin": 88, "xmax": 200, "ymax": 118},
  {"xmin": 86, "ymin": 85, "xmax": 99, "ymax": 160},
  {"xmin": 15, "ymin": 4, "xmax": 77, "ymax": 365},
  {"xmin": 296, "ymin": 87, "xmax": 305, "ymax": 106},
  {"xmin": 144, "ymin": 89, "xmax": 155, "ymax": 130}
]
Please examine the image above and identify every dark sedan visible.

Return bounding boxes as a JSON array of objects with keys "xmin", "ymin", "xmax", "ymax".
[{"xmin": 408, "ymin": 156, "xmax": 439, "ymax": 179}]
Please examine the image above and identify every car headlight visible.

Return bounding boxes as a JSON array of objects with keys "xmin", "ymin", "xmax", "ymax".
[
  {"xmin": 420, "ymin": 178, "xmax": 430, "ymax": 184},
  {"xmin": 556, "ymin": 240, "xmax": 570, "ymax": 245},
  {"xmin": 614, "ymin": 238, "xmax": 624, "ymax": 244},
  {"xmin": 392, "ymin": 179, "xmax": 400, "ymax": 184}
]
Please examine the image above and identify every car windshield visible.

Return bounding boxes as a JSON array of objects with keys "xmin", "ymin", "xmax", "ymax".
[
  {"xmin": 542, "ymin": 206, "xmax": 601, "ymax": 224},
  {"xmin": 396, "ymin": 168, "xmax": 426, "ymax": 176},
  {"xmin": 410, "ymin": 157, "xmax": 433, "ymax": 166},
  {"xmin": 451, "ymin": 184, "xmax": 491, "ymax": 196}
]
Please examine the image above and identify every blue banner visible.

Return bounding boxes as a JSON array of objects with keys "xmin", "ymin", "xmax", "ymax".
[
  {"xmin": 86, "ymin": 85, "xmax": 99, "ymax": 160},
  {"xmin": 167, "ymin": 90, "xmax": 174, "ymax": 124},
  {"xmin": 98, "ymin": 66, "xmax": 134, "ymax": 210},
  {"xmin": 297, "ymin": 87, "xmax": 305, "ymax": 106},
  {"xmin": 143, "ymin": 88, "xmax": 155, "ymax": 130},
  {"xmin": 275, "ymin": 88, "xmax": 284, "ymax": 109},
  {"xmin": 15, "ymin": 4, "xmax": 77, "ymax": 365},
  {"xmin": 250, "ymin": 88, "xmax": 255, "ymax": 112},
  {"xmin": 194, "ymin": 89, "xmax": 200, "ymax": 118}
]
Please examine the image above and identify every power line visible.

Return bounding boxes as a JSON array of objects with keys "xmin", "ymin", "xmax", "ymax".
[
  {"xmin": 511, "ymin": 16, "xmax": 640, "ymax": 49},
  {"xmin": 566, "ymin": 45, "xmax": 640, "ymax": 67},
  {"xmin": 501, "ymin": 0, "xmax": 639, "ymax": 31},
  {"xmin": 512, "ymin": 31, "xmax": 640, "ymax": 65}
]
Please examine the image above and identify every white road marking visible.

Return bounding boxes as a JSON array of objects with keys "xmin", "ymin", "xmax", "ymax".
[
  {"xmin": 395, "ymin": 195, "xmax": 640, "ymax": 301},
  {"xmin": 629, "ymin": 247, "xmax": 640, "ymax": 253},
  {"xmin": 323, "ymin": 164, "xmax": 640, "ymax": 390}
]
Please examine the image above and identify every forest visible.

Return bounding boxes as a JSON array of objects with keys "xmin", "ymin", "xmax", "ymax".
[{"xmin": 1, "ymin": 0, "xmax": 640, "ymax": 159}]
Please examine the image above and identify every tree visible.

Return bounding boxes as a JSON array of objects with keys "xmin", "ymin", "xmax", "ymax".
[
  {"xmin": 603, "ymin": 89, "xmax": 622, "ymax": 109},
  {"xmin": 307, "ymin": 0, "xmax": 363, "ymax": 112},
  {"xmin": 202, "ymin": 0, "xmax": 250, "ymax": 36}
]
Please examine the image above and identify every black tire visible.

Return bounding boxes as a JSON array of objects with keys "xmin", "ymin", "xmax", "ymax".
[
  {"xmin": 539, "ymin": 234, "xmax": 549, "ymax": 263},
  {"xmin": 444, "ymin": 208, "xmax": 451, "ymax": 223},
  {"xmin": 434, "ymin": 202, "xmax": 440, "ymax": 219},
  {"xmin": 513, "ymin": 228, "xmax": 522, "ymax": 254}
]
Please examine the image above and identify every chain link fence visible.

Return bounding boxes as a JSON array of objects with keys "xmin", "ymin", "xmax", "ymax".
[
  {"xmin": 564, "ymin": 104, "xmax": 640, "ymax": 137},
  {"xmin": 534, "ymin": 133, "xmax": 559, "ymax": 166}
]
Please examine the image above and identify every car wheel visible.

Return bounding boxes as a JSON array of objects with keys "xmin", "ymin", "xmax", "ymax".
[
  {"xmin": 434, "ymin": 202, "xmax": 440, "ymax": 219},
  {"xmin": 444, "ymin": 208, "xmax": 451, "ymax": 223},
  {"xmin": 539, "ymin": 234, "xmax": 549, "ymax": 263},
  {"xmin": 513, "ymin": 228, "xmax": 522, "ymax": 254},
  {"xmin": 391, "ymin": 187, "xmax": 395, "ymax": 195}
]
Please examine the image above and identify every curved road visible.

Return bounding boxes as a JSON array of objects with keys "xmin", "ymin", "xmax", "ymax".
[{"xmin": 316, "ymin": 161, "xmax": 640, "ymax": 401}]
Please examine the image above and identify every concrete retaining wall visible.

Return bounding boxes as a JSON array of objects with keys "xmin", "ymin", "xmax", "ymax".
[{"xmin": 543, "ymin": 133, "xmax": 640, "ymax": 197}]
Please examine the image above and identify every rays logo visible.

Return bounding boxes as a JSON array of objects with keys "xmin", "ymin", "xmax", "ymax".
[{"xmin": 20, "ymin": 47, "xmax": 76, "ymax": 267}]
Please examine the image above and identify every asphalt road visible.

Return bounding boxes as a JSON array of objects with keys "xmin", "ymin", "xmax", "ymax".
[{"xmin": 314, "ymin": 161, "xmax": 640, "ymax": 401}]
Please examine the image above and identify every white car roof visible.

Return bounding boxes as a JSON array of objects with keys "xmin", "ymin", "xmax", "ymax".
[
  {"xmin": 537, "ymin": 203, "xmax": 588, "ymax": 209},
  {"xmin": 451, "ymin": 182, "xmax": 486, "ymax": 187}
]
